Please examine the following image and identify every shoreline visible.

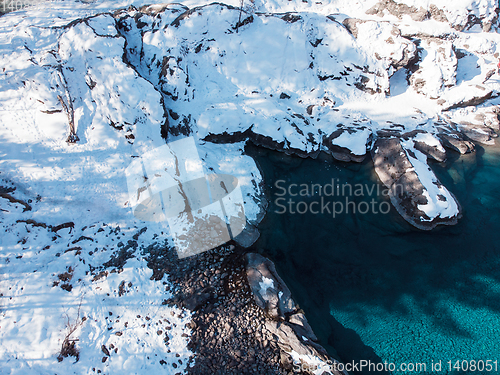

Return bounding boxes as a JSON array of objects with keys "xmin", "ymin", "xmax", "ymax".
[{"xmin": 155, "ymin": 243, "xmax": 344, "ymax": 374}]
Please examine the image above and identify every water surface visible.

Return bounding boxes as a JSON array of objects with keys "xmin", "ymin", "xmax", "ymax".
[{"xmin": 248, "ymin": 144, "xmax": 500, "ymax": 375}]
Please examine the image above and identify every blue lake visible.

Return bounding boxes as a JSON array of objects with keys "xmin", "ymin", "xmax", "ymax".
[{"xmin": 248, "ymin": 144, "xmax": 500, "ymax": 375}]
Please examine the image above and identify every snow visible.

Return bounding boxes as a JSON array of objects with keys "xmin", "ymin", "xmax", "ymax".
[
  {"xmin": 400, "ymin": 139, "xmax": 459, "ymax": 221},
  {"xmin": 409, "ymin": 149, "xmax": 458, "ymax": 221},
  {"xmin": 0, "ymin": 203, "xmax": 193, "ymax": 373},
  {"xmin": 289, "ymin": 350, "xmax": 341, "ymax": 375},
  {"xmin": 1, "ymin": 0, "xmax": 499, "ymax": 371},
  {"xmin": 197, "ymin": 141, "xmax": 265, "ymax": 225},
  {"xmin": 326, "ymin": 127, "xmax": 372, "ymax": 156},
  {"xmin": 124, "ymin": 137, "xmax": 263, "ymax": 258},
  {"xmin": 3, "ymin": 0, "xmax": 498, "ymax": 159},
  {"xmin": 367, "ymin": 0, "xmax": 499, "ymax": 30},
  {"xmin": 347, "ymin": 18, "xmax": 417, "ymax": 73},
  {"xmin": 259, "ymin": 277, "xmax": 275, "ymax": 294},
  {"xmin": 413, "ymin": 132, "xmax": 446, "ymax": 153},
  {"xmin": 122, "ymin": 4, "xmax": 392, "ymax": 154},
  {"xmin": 411, "ymin": 39, "xmax": 457, "ymax": 98},
  {"xmin": 0, "ymin": 2, "xmax": 264, "ymax": 372}
]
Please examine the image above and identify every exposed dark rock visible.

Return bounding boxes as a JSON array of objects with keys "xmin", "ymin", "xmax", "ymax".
[
  {"xmin": 281, "ymin": 13, "xmax": 302, "ymax": 23},
  {"xmin": 325, "ymin": 144, "xmax": 366, "ymax": 163},
  {"xmin": 16, "ymin": 219, "xmax": 47, "ymax": 229},
  {"xmin": 342, "ymin": 18, "xmax": 363, "ymax": 38},
  {"xmin": 246, "ymin": 253, "xmax": 296, "ymax": 319},
  {"xmin": 72, "ymin": 235, "xmax": 94, "ymax": 244},
  {"xmin": 482, "ymin": 69, "xmax": 496, "ymax": 84},
  {"xmin": 101, "ymin": 344, "xmax": 110, "ymax": 357},
  {"xmin": 52, "ymin": 222, "xmax": 75, "ymax": 233},
  {"xmin": 354, "ymin": 75, "xmax": 380, "ymax": 95},
  {"xmin": 414, "ymin": 140, "xmax": 446, "ymax": 162},
  {"xmin": 342, "ymin": 18, "xmax": 415, "ymax": 71},
  {"xmin": 182, "ymin": 288, "xmax": 213, "ymax": 310},
  {"xmin": 402, "ymin": 130, "xmax": 446, "ymax": 162},
  {"xmin": 265, "ymin": 321, "xmax": 313, "ymax": 356},
  {"xmin": 437, "ymin": 132, "xmax": 475, "ymax": 154},
  {"xmin": 233, "ymin": 223, "xmax": 260, "ymax": 248},
  {"xmin": 411, "ymin": 6, "xmax": 431, "ymax": 22},
  {"xmin": 429, "ymin": 4, "xmax": 448, "ymax": 23},
  {"xmin": 0, "ymin": 191, "xmax": 32, "ymax": 212},
  {"xmin": 453, "ymin": 10, "xmax": 498, "ymax": 32},
  {"xmin": 155, "ymin": 245, "xmax": 286, "ymax": 374},
  {"xmin": 459, "ymin": 124, "xmax": 497, "ymax": 145},
  {"xmin": 103, "ymin": 240, "xmax": 137, "ymax": 269},
  {"xmin": 289, "ymin": 312, "xmax": 317, "ymax": 341},
  {"xmin": 371, "ymin": 137, "xmax": 461, "ymax": 230},
  {"xmin": 138, "ymin": 3, "xmax": 188, "ymax": 17},
  {"xmin": 149, "ymin": 241, "xmax": 346, "ymax": 374},
  {"xmin": 376, "ymin": 129, "xmax": 402, "ymax": 138},
  {"xmin": 203, "ymin": 128, "xmax": 320, "ymax": 159},
  {"xmin": 234, "ymin": 15, "xmax": 254, "ymax": 32},
  {"xmin": 246, "ymin": 253, "xmax": 346, "ymax": 375}
]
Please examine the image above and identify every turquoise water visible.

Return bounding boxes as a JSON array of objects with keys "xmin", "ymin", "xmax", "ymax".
[{"xmin": 247, "ymin": 144, "xmax": 500, "ymax": 375}]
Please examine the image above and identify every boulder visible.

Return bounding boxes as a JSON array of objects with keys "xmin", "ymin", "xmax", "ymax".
[
  {"xmin": 182, "ymin": 288, "xmax": 213, "ymax": 310},
  {"xmin": 413, "ymin": 140, "xmax": 446, "ymax": 162},
  {"xmin": 429, "ymin": 4, "xmax": 448, "ymax": 23},
  {"xmin": 234, "ymin": 223, "xmax": 260, "ymax": 248},
  {"xmin": 265, "ymin": 320, "xmax": 315, "ymax": 356},
  {"xmin": 401, "ymin": 130, "xmax": 447, "ymax": 162},
  {"xmin": 437, "ymin": 132, "xmax": 475, "ymax": 154},
  {"xmin": 289, "ymin": 312, "xmax": 318, "ymax": 341},
  {"xmin": 246, "ymin": 253, "xmax": 347, "ymax": 375},
  {"xmin": 264, "ymin": 320, "xmax": 347, "ymax": 375},
  {"xmin": 322, "ymin": 128, "xmax": 370, "ymax": 163},
  {"xmin": 366, "ymin": 0, "xmax": 429, "ymax": 22},
  {"xmin": 372, "ymin": 137, "xmax": 461, "ymax": 230},
  {"xmin": 442, "ymin": 85, "xmax": 494, "ymax": 110},
  {"xmin": 459, "ymin": 125, "xmax": 497, "ymax": 145},
  {"xmin": 245, "ymin": 253, "xmax": 296, "ymax": 319}
]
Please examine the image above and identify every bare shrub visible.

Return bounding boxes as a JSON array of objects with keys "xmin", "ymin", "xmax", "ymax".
[{"xmin": 57, "ymin": 297, "xmax": 85, "ymax": 362}]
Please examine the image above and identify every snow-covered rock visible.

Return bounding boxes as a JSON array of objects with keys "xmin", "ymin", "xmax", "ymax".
[
  {"xmin": 246, "ymin": 253, "xmax": 346, "ymax": 375},
  {"xmin": 246, "ymin": 253, "xmax": 296, "ymax": 319},
  {"xmin": 410, "ymin": 38, "xmax": 457, "ymax": 99},
  {"xmin": 372, "ymin": 136, "xmax": 461, "ymax": 230},
  {"xmin": 2, "ymin": 0, "xmax": 500, "ymax": 370},
  {"xmin": 366, "ymin": 0, "xmax": 499, "ymax": 32},
  {"xmin": 342, "ymin": 18, "xmax": 417, "ymax": 74}
]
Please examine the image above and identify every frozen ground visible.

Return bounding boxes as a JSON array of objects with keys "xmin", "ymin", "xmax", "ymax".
[{"xmin": 1, "ymin": 0, "xmax": 500, "ymax": 373}]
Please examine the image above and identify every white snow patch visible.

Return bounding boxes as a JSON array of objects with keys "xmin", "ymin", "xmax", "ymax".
[
  {"xmin": 289, "ymin": 350, "xmax": 339, "ymax": 375},
  {"xmin": 259, "ymin": 277, "xmax": 275, "ymax": 294},
  {"xmin": 401, "ymin": 141, "xmax": 459, "ymax": 221},
  {"xmin": 413, "ymin": 132, "xmax": 446, "ymax": 153},
  {"xmin": 329, "ymin": 128, "xmax": 371, "ymax": 156}
]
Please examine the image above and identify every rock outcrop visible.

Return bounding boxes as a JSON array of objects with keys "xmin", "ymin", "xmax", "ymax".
[
  {"xmin": 246, "ymin": 253, "xmax": 296, "ymax": 319},
  {"xmin": 410, "ymin": 39, "xmax": 457, "ymax": 99},
  {"xmin": 437, "ymin": 131, "xmax": 476, "ymax": 154},
  {"xmin": 246, "ymin": 253, "xmax": 347, "ymax": 375},
  {"xmin": 342, "ymin": 18, "xmax": 417, "ymax": 72},
  {"xmin": 366, "ymin": 0, "xmax": 430, "ymax": 22},
  {"xmin": 2, "ymin": 0, "xmax": 500, "ymax": 235},
  {"xmin": 371, "ymin": 136, "xmax": 461, "ymax": 230},
  {"xmin": 403, "ymin": 130, "xmax": 447, "ymax": 162},
  {"xmin": 322, "ymin": 128, "xmax": 370, "ymax": 163}
]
